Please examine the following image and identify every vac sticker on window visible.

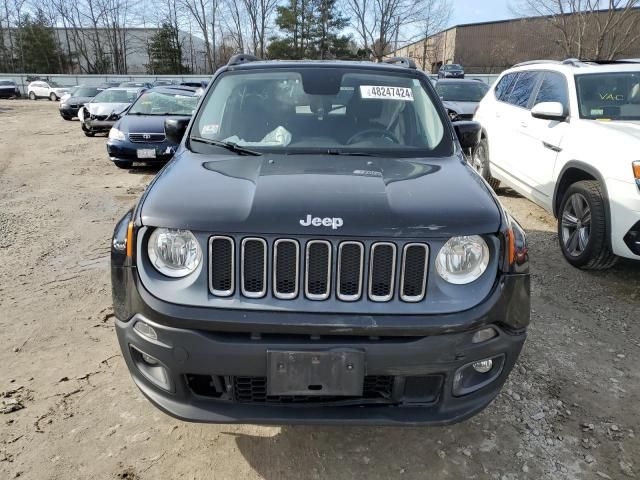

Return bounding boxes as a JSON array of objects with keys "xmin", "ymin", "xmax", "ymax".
[{"xmin": 360, "ymin": 86, "xmax": 414, "ymax": 101}]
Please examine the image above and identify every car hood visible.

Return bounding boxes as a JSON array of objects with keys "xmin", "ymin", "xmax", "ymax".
[
  {"xmin": 118, "ymin": 114, "xmax": 190, "ymax": 134},
  {"xmin": 64, "ymin": 95, "xmax": 93, "ymax": 105},
  {"xmin": 85, "ymin": 102, "xmax": 131, "ymax": 116},
  {"xmin": 442, "ymin": 101, "xmax": 477, "ymax": 115},
  {"xmin": 593, "ymin": 120, "xmax": 640, "ymax": 141},
  {"xmin": 140, "ymin": 153, "xmax": 502, "ymax": 237},
  {"xmin": 0, "ymin": 85, "xmax": 16, "ymax": 90}
]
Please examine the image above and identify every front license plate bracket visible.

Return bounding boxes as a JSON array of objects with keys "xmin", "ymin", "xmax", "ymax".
[{"xmin": 267, "ymin": 350, "xmax": 365, "ymax": 396}]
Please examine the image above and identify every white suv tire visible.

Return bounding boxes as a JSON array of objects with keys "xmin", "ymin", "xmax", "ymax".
[{"xmin": 558, "ymin": 180, "xmax": 617, "ymax": 270}]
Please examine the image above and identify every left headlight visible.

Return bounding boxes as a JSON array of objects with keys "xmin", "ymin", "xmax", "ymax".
[
  {"xmin": 436, "ymin": 235, "xmax": 489, "ymax": 284},
  {"xmin": 148, "ymin": 228, "xmax": 202, "ymax": 278},
  {"xmin": 108, "ymin": 128, "xmax": 126, "ymax": 140}
]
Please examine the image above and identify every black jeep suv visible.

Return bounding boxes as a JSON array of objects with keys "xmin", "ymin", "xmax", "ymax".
[{"xmin": 111, "ymin": 55, "xmax": 530, "ymax": 425}]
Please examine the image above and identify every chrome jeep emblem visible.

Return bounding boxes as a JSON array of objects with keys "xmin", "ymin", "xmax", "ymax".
[{"xmin": 299, "ymin": 214, "xmax": 343, "ymax": 230}]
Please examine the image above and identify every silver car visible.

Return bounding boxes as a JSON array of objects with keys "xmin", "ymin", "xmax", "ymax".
[{"xmin": 78, "ymin": 88, "xmax": 141, "ymax": 137}]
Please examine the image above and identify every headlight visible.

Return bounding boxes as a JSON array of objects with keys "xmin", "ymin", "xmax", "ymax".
[
  {"xmin": 109, "ymin": 128, "xmax": 125, "ymax": 140},
  {"xmin": 436, "ymin": 235, "xmax": 489, "ymax": 284},
  {"xmin": 148, "ymin": 228, "xmax": 202, "ymax": 278}
]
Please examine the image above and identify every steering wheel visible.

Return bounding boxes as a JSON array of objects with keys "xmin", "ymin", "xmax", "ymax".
[{"xmin": 346, "ymin": 128, "xmax": 400, "ymax": 145}]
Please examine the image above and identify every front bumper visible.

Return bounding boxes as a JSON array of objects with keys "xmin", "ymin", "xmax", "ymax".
[
  {"xmin": 59, "ymin": 105, "xmax": 80, "ymax": 118},
  {"xmin": 107, "ymin": 139, "xmax": 175, "ymax": 163},
  {"xmin": 113, "ymin": 267, "xmax": 530, "ymax": 425},
  {"xmin": 83, "ymin": 118, "xmax": 117, "ymax": 131},
  {"xmin": 607, "ymin": 178, "xmax": 640, "ymax": 259}
]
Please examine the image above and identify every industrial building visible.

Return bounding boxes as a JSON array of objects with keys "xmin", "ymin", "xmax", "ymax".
[{"xmin": 389, "ymin": 9, "xmax": 640, "ymax": 73}]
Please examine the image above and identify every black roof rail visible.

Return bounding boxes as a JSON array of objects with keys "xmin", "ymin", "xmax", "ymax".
[
  {"xmin": 513, "ymin": 60, "xmax": 562, "ymax": 67},
  {"xmin": 227, "ymin": 53, "xmax": 260, "ymax": 67},
  {"xmin": 383, "ymin": 57, "xmax": 417, "ymax": 69}
]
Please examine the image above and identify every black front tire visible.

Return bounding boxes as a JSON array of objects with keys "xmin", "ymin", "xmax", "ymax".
[
  {"xmin": 557, "ymin": 180, "xmax": 617, "ymax": 270},
  {"xmin": 29, "ymin": 92, "xmax": 36, "ymax": 100},
  {"xmin": 113, "ymin": 161, "xmax": 133, "ymax": 169},
  {"xmin": 472, "ymin": 138, "xmax": 500, "ymax": 190}
]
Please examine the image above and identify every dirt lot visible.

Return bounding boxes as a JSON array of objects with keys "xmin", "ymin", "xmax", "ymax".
[{"xmin": 1, "ymin": 99, "xmax": 639, "ymax": 480}]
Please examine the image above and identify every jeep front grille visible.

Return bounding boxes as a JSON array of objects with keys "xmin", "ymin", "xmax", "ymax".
[{"xmin": 209, "ymin": 236, "xmax": 430, "ymax": 303}]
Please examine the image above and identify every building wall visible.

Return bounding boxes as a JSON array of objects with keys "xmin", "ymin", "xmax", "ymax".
[{"xmin": 389, "ymin": 10, "xmax": 640, "ymax": 74}]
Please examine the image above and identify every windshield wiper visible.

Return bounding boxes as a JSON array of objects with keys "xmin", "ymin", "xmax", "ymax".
[
  {"xmin": 190, "ymin": 137, "xmax": 262, "ymax": 156},
  {"xmin": 325, "ymin": 149, "xmax": 379, "ymax": 157}
]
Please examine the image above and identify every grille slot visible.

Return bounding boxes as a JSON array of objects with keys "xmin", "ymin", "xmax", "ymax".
[
  {"xmin": 305, "ymin": 240, "xmax": 332, "ymax": 300},
  {"xmin": 337, "ymin": 242, "xmax": 364, "ymax": 301},
  {"xmin": 129, "ymin": 132, "xmax": 166, "ymax": 143},
  {"xmin": 400, "ymin": 244, "xmax": 429, "ymax": 302},
  {"xmin": 209, "ymin": 236, "xmax": 234, "ymax": 296},
  {"xmin": 241, "ymin": 238, "xmax": 267, "ymax": 298},
  {"xmin": 233, "ymin": 375, "xmax": 394, "ymax": 404},
  {"xmin": 368, "ymin": 242, "xmax": 397, "ymax": 302},
  {"xmin": 273, "ymin": 239, "xmax": 300, "ymax": 299}
]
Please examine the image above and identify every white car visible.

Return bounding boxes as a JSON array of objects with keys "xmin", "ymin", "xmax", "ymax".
[
  {"xmin": 27, "ymin": 80, "xmax": 70, "ymax": 101},
  {"xmin": 473, "ymin": 59, "xmax": 640, "ymax": 269}
]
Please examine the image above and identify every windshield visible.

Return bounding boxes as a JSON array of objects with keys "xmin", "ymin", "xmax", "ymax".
[
  {"xmin": 48, "ymin": 81, "xmax": 61, "ymax": 88},
  {"xmin": 576, "ymin": 71, "xmax": 640, "ymax": 120},
  {"xmin": 93, "ymin": 89, "xmax": 138, "ymax": 104},
  {"xmin": 0, "ymin": 80, "xmax": 15, "ymax": 86},
  {"xmin": 443, "ymin": 65, "xmax": 462, "ymax": 71},
  {"xmin": 129, "ymin": 90, "xmax": 198, "ymax": 115},
  {"xmin": 436, "ymin": 82, "xmax": 488, "ymax": 102},
  {"xmin": 191, "ymin": 68, "xmax": 449, "ymax": 156},
  {"xmin": 73, "ymin": 86, "xmax": 100, "ymax": 97}
]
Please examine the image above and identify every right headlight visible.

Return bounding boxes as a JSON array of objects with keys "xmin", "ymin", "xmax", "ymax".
[
  {"xmin": 148, "ymin": 228, "xmax": 202, "ymax": 278},
  {"xmin": 436, "ymin": 235, "xmax": 489, "ymax": 284}
]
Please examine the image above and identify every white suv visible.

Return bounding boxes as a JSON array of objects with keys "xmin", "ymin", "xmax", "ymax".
[
  {"xmin": 27, "ymin": 80, "xmax": 70, "ymax": 101},
  {"xmin": 474, "ymin": 59, "xmax": 640, "ymax": 269}
]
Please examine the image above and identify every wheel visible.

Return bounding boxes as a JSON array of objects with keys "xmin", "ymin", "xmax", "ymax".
[
  {"xmin": 29, "ymin": 91, "xmax": 36, "ymax": 100},
  {"xmin": 471, "ymin": 138, "xmax": 500, "ymax": 190},
  {"xmin": 113, "ymin": 161, "xmax": 132, "ymax": 169},
  {"xmin": 558, "ymin": 180, "xmax": 617, "ymax": 270},
  {"xmin": 49, "ymin": 92, "xmax": 57, "ymax": 101},
  {"xmin": 61, "ymin": 115, "xmax": 73, "ymax": 121},
  {"xmin": 81, "ymin": 124, "xmax": 95, "ymax": 137}
]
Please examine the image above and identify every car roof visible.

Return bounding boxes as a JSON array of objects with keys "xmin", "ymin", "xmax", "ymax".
[
  {"xmin": 225, "ymin": 59, "xmax": 425, "ymax": 75},
  {"xmin": 101, "ymin": 87, "xmax": 139, "ymax": 92},
  {"xmin": 147, "ymin": 86, "xmax": 199, "ymax": 95},
  {"xmin": 507, "ymin": 60, "xmax": 640, "ymax": 76},
  {"xmin": 435, "ymin": 78, "xmax": 482, "ymax": 84}
]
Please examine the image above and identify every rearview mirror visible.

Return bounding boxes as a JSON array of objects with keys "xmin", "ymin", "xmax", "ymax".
[
  {"xmin": 531, "ymin": 102, "xmax": 567, "ymax": 121},
  {"xmin": 453, "ymin": 121, "xmax": 482, "ymax": 150},
  {"xmin": 165, "ymin": 118, "xmax": 190, "ymax": 144}
]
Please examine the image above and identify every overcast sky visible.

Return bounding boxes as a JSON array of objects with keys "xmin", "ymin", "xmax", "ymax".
[{"xmin": 449, "ymin": 0, "xmax": 517, "ymax": 27}]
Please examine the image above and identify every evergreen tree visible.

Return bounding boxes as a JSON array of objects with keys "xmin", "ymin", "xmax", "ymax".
[
  {"xmin": 146, "ymin": 23, "xmax": 190, "ymax": 74},
  {"xmin": 15, "ymin": 10, "xmax": 67, "ymax": 73},
  {"xmin": 269, "ymin": 0, "xmax": 354, "ymax": 59}
]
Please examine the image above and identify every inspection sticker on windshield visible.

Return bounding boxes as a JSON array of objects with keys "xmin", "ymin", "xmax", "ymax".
[{"xmin": 360, "ymin": 86, "xmax": 414, "ymax": 101}]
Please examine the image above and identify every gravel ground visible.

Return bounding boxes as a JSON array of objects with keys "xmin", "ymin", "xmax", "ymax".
[{"xmin": 1, "ymin": 100, "xmax": 639, "ymax": 480}]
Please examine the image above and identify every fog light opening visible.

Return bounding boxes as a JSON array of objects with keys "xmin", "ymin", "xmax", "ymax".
[
  {"xmin": 129, "ymin": 345, "xmax": 171, "ymax": 392},
  {"xmin": 134, "ymin": 320, "xmax": 157, "ymax": 340},
  {"xmin": 453, "ymin": 354, "xmax": 506, "ymax": 397},
  {"xmin": 472, "ymin": 327, "xmax": 497, "ymax": 344},
  {"xmin": 141, "ymin": 352, "xmax": 159, "ymax": 366},
  {"xmin": 472, "ymin": 359, "xmax": 493, "ymax": 373}
]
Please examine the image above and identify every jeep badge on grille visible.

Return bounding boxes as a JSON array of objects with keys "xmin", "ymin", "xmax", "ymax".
[{"xmin": 299, "ymin": 214, "xmax": 344, "ymax": 230}]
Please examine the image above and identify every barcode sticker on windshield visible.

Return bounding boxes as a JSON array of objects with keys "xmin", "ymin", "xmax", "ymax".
[{"xmin": 360, "ymin": 86, "xmax": 414, "ymax": 101}]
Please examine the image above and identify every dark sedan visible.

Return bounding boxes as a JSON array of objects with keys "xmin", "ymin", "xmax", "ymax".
[
  {"xmin": 0, "ymin": 79, "xmax": 20, "ymax": 98},
  {"xmin": 435, "ymin": 79, "xmax": 489, "ymax": 122},
  {"xmin": 106, "ymin": 86, "xmax": 200, "ymax": 169},
  {"xmin": 59, "ymin": 85, "xmax": 103, "ymax": 120},
  {"xmin": 438, "ymin": 64, "xmax": 465, "ymax": 79}
]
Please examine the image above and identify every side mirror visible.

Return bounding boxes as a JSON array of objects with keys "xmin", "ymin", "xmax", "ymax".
[
  {"xmin": 531, "ymin": 102, "xmax": 567, "ymax": 121},
  {"xmin": 165, "ymin": 118, "xmax": 190, "ymax": 144},
  {"xmin": 453, "ymin": 121, "xmax": 482, "ymax": 150}
]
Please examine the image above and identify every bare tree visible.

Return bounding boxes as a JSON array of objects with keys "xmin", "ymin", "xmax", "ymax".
[
  {"xmin": 182, "ymin": 0, "xmax": 215, "ymax": 70},
  {"xmin": 345, "ymin": 0, "xmax": 423, "ymax": 61},
  {"xmin": 414, "ymin": 0, "xmax": 451, "ymax": 71},
  {"xmin": 512, "ymin": 0, "xmax": 640, "ymax": 60}
]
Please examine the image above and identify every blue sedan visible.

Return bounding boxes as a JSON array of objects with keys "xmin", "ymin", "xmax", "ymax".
[{"xmin": 106, "ymin": 86, "xmax": 200, "ymax": 169}]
